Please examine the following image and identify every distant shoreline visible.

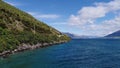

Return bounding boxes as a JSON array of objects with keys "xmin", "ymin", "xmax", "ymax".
[
  {"xmin": 0, "ymin": 41, "xmax": 67, "ymax": 58},
  {"xmin": 70, "ymin": 37, "xmax": 120, "ymax": 40}
]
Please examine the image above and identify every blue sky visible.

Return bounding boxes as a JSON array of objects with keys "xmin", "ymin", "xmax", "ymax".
[{"xmin": 4, "ymin": 0, "xmax": 120, "ymax": 36}]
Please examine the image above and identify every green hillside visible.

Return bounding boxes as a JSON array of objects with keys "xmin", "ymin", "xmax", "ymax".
[{"xmin": 0, "ymin": 0, "xmax": 70, "ymax": 52}]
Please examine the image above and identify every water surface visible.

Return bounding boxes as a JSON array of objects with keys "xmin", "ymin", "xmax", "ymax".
[{"xmin": 0, "ymin": 39, "xmax": 120, "ymax": 68}]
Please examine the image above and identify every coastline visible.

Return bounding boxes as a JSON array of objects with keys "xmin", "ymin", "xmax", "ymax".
[{"xmin": 0, "ymin": 41, "xmax": 67, "ymax": 58}]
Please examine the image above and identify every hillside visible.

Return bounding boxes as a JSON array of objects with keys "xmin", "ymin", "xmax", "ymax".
[
  {"xmin": 64, "ymin": 33, "xmax": 99, "ymax": 39},
  {"xmin": 64, "ymin": 33, "xmax": 81, "ymax": 39},
  {"xmin": 0, "ymin": 0, "xmax": 70, "ymax": 53},
  {"xmin": 106, "ymin": 30, "xmax": 120, "ymax": 37}
]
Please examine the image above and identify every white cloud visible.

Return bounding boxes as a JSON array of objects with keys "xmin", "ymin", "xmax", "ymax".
[
  {"xmin": 28, "ymin": 12, "xmax": 60, "ymax": 19},
  {"xmin": 50, "ymin": 22, "xmax": 67, "ymax": 25},
  {"xmin": 83, "ymin": 16, "xmax": 120, "ymax": 36},
  {"xmin": 68, "ymin": 0, "xmax": 120, "ymax": 36},
  {"xmin": 4, "ymin": 0, "xmax": 21, "ymax": 6},
  {"xmin": 36, "ymin": 14, "xmax": 60, "ymax": 19}
]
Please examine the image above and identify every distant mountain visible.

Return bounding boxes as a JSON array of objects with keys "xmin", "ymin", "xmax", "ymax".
[
  {"xmin": 64, "ymin": 33, "xmax": 99, "ymax": 39},
  {"xmin": 106, "ymin": 30, "xmax": 120, "ymax": 37},
  {"xmin": 64, "ymin": 33, "xmax": 80, "ymax": 39}
]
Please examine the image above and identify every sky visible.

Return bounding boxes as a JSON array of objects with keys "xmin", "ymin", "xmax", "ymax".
[{"xmin": 4, "ymin": 0, "xmax": 120, "ymax": 37}]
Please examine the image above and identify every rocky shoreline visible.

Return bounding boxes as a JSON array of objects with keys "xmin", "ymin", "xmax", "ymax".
[{"xmin": 0, "ymin": 41, "xmax": 67, "ymax": 58}]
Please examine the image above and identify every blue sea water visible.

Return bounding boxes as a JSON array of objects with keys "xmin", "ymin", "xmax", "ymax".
[{"xmin": 0, "ymin": 39, "xmax": 120, "ymax": 68}]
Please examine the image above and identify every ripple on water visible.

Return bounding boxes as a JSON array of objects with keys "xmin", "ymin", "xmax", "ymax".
[{"xmin": 1, "ymin": 39, "xmax": 120, "ymax": 68}]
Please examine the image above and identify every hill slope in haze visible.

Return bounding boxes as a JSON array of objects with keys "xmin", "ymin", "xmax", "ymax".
[
  {"xmin": 64, "ymin": 33, "xmax": 99, "ymax": 39},
  {"xmin": 64, "ymin": 33, "xmax": 81, "ymax": 39},
  {"xmin": 0, "ymin": 0, "xmax": 70, "ymax": 52},
  {"xmin": 106, "ymin": 30, "xmax": 120, "ymax": 37}
]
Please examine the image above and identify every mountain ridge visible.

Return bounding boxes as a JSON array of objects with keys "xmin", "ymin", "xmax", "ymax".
[
  {"xmin": 106, "ymin": 30, "xmax": 120, "ymax": 37},
  {"xmin": 64, "ymin": 32, "xmax": 99, "ymax": 39}
]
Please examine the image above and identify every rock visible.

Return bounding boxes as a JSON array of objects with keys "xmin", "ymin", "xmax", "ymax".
[{"xmin": 0, "ymin": 41, "xmax": 67, "ymax": 58}]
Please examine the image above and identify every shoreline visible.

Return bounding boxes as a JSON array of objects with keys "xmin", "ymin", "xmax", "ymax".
[{"xmin": 0, "ymin": 41, "xmax": 67, "ymax": 58}]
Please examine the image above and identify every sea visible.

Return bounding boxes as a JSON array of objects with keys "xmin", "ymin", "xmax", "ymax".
[{"xmin": 0, "ymin": 39, "xmax": 120, "ymax": 68}]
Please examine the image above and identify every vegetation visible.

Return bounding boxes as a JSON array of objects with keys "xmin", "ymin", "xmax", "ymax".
[{"xmin": 0, "ymin": 1, "xmax": 70, "ymax": 52}]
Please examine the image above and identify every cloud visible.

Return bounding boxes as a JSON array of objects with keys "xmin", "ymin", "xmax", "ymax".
[
  {"xmin": 82, "ymin": 16, "xmax": 120, "ymax": 36},
  {"xmin": 49, "ymin": 22, "xmax": 67, "ymax": 25},
  {"xmin": 68, "ymin": 0, "xmax": 120, "ymax": 36},
  {"xmin": 28, "ymin": 12, "xmax": 60, "ymax": 19},
  {"xmin": 37, "ymin": 14, "xmax": 60, "ymax": 19},
  {"xmin": 4, "ymin": 0, "xmax": 22, "ymax": 6}
]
